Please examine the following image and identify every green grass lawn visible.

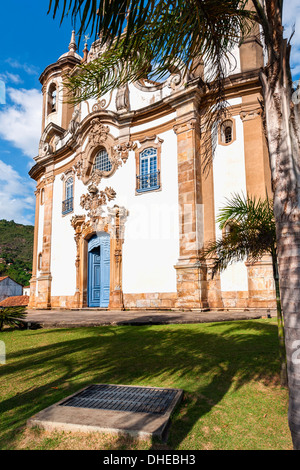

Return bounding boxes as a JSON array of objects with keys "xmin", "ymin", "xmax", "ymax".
[{"xmin": 0, "ymin": 318, "xmax": 293, "ymax": 450}]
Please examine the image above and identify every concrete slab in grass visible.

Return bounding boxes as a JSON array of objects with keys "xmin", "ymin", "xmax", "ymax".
[{"xmin": 27, "ymin": 384, "xmax": 183, "ymax": 441}]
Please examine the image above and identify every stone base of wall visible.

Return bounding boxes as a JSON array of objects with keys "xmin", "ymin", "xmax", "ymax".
[
  {"xmin": 28, "ymin": 290, "xmax": 277, "ymax": 311},
  {"xmin": 50, "ymin": 296, "xmax": 78, "ymax": 309},
  {"xmin": 175, "ymin": 263, "xmax": 209, "ymax": 310},
  {"xmin": 29, "ymin": 293, "xmax": 178, "ymax": 310},
  {"xmin": 123, "ymin": 293, "xmax": 177, "ymax": 310},
  {"xmin": 221, "ymin": 291, "xmax": 276, "ymax": 309}
]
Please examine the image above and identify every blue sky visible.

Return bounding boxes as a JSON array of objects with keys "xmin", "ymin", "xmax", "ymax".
[{"xmin": 0, "ymin": 0, "xmax": 299, "ymax": 226}]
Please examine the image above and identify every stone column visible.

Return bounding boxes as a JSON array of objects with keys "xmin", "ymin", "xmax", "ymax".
[
  {"xmin": 36, "ymin": 175, "xmax": 54, "ymax": 309},
  {"xmin": 240, "ymin": 103, "xmax": 272, "ymax": 198},
  {"xmin": 239, "ymin": 1, "xmax": 264, "ymax": 74},
  {"xmin": 240, "ymin": 102, "xmax": 275, "ymax": 308},
  {"xmin": 202, "ymin": 175, "xmax": 223, "ymax": 309},
  {"xmin": 246, "ymin": 257, "xmax": 276, "ymax": 309},
  {"xmin": 71, "ymin": 215, "xmax": 86, "ymax": 308},
  {"xmin": 109, "ymin": 206, "xmax": 128, "ymax": 310},
  {"xmin": 173, "ymin": 98, "xmax": 208, "ymax": 310},
  {"xmin": 28, "ymin": 188, "xmax": 40, "ymax": 308}
]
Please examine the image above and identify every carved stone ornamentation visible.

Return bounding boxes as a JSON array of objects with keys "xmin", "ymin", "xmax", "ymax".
[
  {"xmin": 240, "ymin": 108, "xmax": 262, "ymax": 122},
  {"xmin": 68, "ymin": 108, "xmax": 80, "ymax": 135},
  {"xmin": 111, "ymin": 141, "xmax": 136, "ymax": 167},
  {"xmin": 80, "ymin": 184, "xmax": 117, "ymax": 220},
  {"xmin": 92, "ymin": 92, "xmax": 112, "ymax": 112},
  {"xmin": 41, "ymin": 142, "xmax": 53, "ymax": 157},
  {"xmin": 89, "ymin": 118, "xmax": 110, "ymax": 146},
  {"xmin": 115, "ymin": 84, "xmax": 130, "ymax": 113}
]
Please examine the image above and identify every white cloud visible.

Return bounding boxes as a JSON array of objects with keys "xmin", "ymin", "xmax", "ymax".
[
  {"xmin": 5, "ymin": 58, "xmax": 40, "ymax": 76},
  {"xmin": 0, "ymin": 87, "xmax": 42, "ymax": 158},
  {"xmin": 0, "ymin": 160, "xmax": 35, "ymax": 225},
  {"xmin": 0, "ymin": 72, "xmax": 23, "ymax": 85}
]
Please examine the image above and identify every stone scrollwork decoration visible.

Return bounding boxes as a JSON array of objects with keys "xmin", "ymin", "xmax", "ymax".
[
  {"xmin": 89, "ymin": 118, "xmax": 110, "ymax": 146},
  {"xmin": 115, "ymin": 84, "xmax": 130, "ymax": 113},
  {"xmin": 68, "ymin": 108, "xmax": 80, "ymax": 135},
  {"xmin": 75, "ymin": 116, "xmax": 137, "ymax": 186},
  {"xmin": 80, "ymin": 184, "xmax": 117, "ymax": 221},
  {"xmin": 111, "ymin": 141, "xmax": 136, "ymax": 167},
  {"xmin": 41, "ymin": 142, "xmax": 53, "ymax": 157},
  {"xmin": 107, "ymin": 205, "xmax": 129, "ymax": 241},
  {"xmin": 92, "ymin": 91, "xmax": 112, "ymax": 112}
]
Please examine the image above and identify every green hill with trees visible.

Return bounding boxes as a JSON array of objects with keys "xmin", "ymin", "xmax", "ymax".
[{"xmin": 0, "ymin": 219, "xmax": 34, "ymax": 287}]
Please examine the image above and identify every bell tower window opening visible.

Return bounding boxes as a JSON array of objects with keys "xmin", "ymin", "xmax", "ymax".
[
  {"xmin": 38, "ymin": 253, "xmax": 42, "ymax": 271},
  {"xmin": 224, "ymin": 126, "xmax": 232, "ymax": 144},
  {"xmin": 220, "ymin": 119, "xmax": 235, "ymax": 146},
  {"xmin": 47, "ymin": 83, "xmax": 57, "ymax": 115}
]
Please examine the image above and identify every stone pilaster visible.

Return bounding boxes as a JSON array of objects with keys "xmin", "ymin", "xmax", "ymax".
[
  {"xmin": 240, "ymin": 103, "xmax": 272, "ymax": 198},
  {"xmin": 173, "ymin": 99, "xmax": 208, "ymax": 310},
  {"xmin": 246, "ymin": 256, "xmax": 276, "ymax": 309},
  {"xmin": 239, "ymin": 1, "xmax": 264, "ymax": 73},
  {"xmin": 28, "ymin": 188, "xmax": 40, "ymax": 309},
  {"xmin": 241, "ymin": 99, "xmax": 274, "ymax": 308},
  {"xmin": 71, "ymin": 215, "xmax": 86, "ymax": 308},
  {"xmin": 36, "ymin": 175, "xmax": 54, "ymax": 309},
  {"xmin": 108, "ymin": 206, "xmax": 128, "ymax": 310}
]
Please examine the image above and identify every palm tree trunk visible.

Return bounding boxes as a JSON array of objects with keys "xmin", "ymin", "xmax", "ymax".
[
  {"xmin": 260, "ymin": 41, "xmax": 300, "ymax": 449},
  {"xmin": 272, "ymin": 253, "xmax": 288, "ymax": 387}
]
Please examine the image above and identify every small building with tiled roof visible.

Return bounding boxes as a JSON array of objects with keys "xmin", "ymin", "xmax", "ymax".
[
  {"xmin": 0, "ymin": 295, "xmax": 29, "ymax": 308},
  {"xmin": 0, "ymin": 276, "xmax": 23, "ymax": 302}
]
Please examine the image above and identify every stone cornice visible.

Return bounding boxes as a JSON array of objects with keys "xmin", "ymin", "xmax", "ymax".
[
  {"xmin": 39, "ymin": 55, "xmax": 82, "ymax": 85},
  {"xmin": 29, "ymin": 68, "xmax": 263, "ymax": 180}
]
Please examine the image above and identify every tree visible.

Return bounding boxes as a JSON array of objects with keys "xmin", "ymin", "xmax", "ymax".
[
  {"xmin": 48, "ymin": 0, "xmax": 300, "ymax": 449},
  {"xmin": 200, "ymin": 192, "xmax": 287, "ymax": 386}
]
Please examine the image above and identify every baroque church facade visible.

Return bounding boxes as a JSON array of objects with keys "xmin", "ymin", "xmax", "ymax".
[{"xmin": 28, "ymin": 29, "xmax": 276, "ymax": 311}]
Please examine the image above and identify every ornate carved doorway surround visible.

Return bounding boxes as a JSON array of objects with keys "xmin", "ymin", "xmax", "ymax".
[{"xmin": 71, "ymin": 205, "xmax": 128, "ymax": 310}]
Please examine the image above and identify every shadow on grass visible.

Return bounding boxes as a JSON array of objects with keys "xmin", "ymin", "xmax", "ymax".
[{"xmin": 0, "ymin": 320, "xmax": 283, "ymax": 449}]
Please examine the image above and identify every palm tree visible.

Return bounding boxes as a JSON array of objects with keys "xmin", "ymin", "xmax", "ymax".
[
  {"xmin": 200, "ymin": 193, "xmax": 287, "ymax": 387},
  {"xmin": 48, "ymin": 0, "xmax": 300, "ymax": 449},
  {"xmin": 0, "ymin": 306, "xmax": 27, "ymax": 331}
]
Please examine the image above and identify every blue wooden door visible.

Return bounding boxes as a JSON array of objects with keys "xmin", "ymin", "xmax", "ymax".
[{"xmin": 88, "ymin": 233, "xmax": 110, "ymax": 308}]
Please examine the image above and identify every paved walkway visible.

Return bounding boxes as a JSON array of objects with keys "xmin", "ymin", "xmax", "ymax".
[{"xmin": 25, "ymin": 308, "xmax": 276, "ymax": 328}]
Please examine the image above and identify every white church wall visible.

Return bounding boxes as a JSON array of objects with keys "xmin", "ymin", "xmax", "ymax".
[
  {"xmin": 117, "ymin": 129, "xmax": 179, "ymax": 294},
  {"xmin": 213, "ymin": 113, "xmax": 248, "ymax": 293},
  {"xmin": 131, "ymin": 112, "xmax": 176, "ymax": 134},
  {"xmin": 50, "ymin": 176, "xmax": 77, "ymax": 297},
  {"xmin": 50, "ymin": 127, "xmax": 179, "ymax": 296},
  {"xmin": 204, "ymin": 43, "xmax": 241, "ymax": 81}
]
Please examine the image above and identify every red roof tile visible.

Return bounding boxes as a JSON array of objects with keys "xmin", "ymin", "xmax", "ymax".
[
  {"xmin": 0, "ymin": 296, "xmax": 29, "ymax": 307},
  {"xmin": 0, "ymin": 276, "xmax": 9, "ymax": 282}
]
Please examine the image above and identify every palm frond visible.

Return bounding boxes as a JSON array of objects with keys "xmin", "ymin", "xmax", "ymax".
[
  {"xmin": 0, "ymin": 307, "xmax": 27, "ymax": 331},
  {"xmin": 50, "ymin": 0, "xmax": 256, "ymax": 89},
  {"xmin": 201, "ymin": 193, "xmax": 277, "ymax": 277}
]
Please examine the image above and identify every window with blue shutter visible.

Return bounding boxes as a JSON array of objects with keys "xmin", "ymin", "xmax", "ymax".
[
  {"xmin": 62, "ymin": 177, "xmax": 74, "ymax": 215},
  {"xmin": 137, "ymin": 147, "xmax": 160, "ymax": 192}
]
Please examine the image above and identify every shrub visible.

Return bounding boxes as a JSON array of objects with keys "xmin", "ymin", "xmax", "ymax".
[{"xmin": 0, "ymin": 307, "xmax": 27, "ymax": 331}]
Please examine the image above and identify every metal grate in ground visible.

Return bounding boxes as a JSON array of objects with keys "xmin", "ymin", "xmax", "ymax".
[{"xmin": 59, "ymin": 384, "xmax": 177, "ymax": 415}]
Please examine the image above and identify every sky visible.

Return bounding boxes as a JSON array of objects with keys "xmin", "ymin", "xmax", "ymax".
[{"xmin": 0, "ymin": 0, "xmax": 299, "ymax": 226}]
